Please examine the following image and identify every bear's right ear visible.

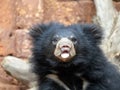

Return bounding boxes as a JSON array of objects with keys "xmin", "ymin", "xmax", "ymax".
[
  {"xmin": 29, "ymin": 22, "xmax": 64, "ymax": 41},
  {"xmin": 29, "ymin": 23, "xmax": 49, "ymax": 40}
]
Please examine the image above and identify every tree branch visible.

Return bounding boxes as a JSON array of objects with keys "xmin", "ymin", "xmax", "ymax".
[{"xmin": 94, "ymin": 0, "xmax": 120, "ymax": 69}]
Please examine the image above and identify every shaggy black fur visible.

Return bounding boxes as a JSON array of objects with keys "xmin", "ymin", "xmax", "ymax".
[{"xmin": 30, "ymin": 22, "xmax": 120, "ymax": 90}]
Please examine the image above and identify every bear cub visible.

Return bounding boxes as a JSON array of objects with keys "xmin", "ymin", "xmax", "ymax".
[{"xmin": 30, "ymin": 22, "xmax": 120, "ymax": 90}]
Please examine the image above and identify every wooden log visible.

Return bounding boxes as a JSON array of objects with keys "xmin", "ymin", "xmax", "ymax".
[
  {"xmin": 94, "ymin": 0, "xmax": 120, "ymax": 70},
  {"xmin": 1, "ymin": 56, "xmax": 37, "ymax": 90}
]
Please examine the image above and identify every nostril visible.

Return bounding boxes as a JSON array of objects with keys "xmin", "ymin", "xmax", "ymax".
[{"xmin": 62, "ymin": 45, "xmax": 69, "ymax": 48}]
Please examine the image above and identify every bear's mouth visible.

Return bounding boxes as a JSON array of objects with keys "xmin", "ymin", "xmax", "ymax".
[
  {"xmin": 60, "ymin": 46, "xmax": 70, "ymax": 59},
  {"xmin": 54, "ymin": 38, "xmax": 76, "ymax": 62}
]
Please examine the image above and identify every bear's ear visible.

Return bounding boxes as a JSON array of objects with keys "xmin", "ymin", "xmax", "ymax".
[
  {"xmin": 29, "ymin": 22, "xmax": 63, "ymax": 41},
  {"xmin": 29, "ymin": 23, "xmax": 50, "ymax": 40},
  {"xmin": 82, "ymin": 24, "xmax": 103, "ymax": 44},
  {"xmin": 29, "ymin": 22, "xmax": 64, "ymax": 40}
]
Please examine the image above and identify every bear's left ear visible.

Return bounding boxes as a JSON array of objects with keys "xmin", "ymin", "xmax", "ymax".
[{"xmin": 82, "ymin": 24, "xmax": 103, "ymax": 44}]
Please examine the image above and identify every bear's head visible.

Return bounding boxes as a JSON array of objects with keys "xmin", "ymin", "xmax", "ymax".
[{"xmin": 30, "ymin": 22, "xmax": 103, "ymax": 64}]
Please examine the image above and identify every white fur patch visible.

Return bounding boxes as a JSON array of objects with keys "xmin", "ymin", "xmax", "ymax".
[
  {"xmin": 46, "ymin": 74, "xmax": 70, "ymax": 90},
  {"xmin": 75, "ymin": 73, "xmax": 89, "ymax": 90},
  {"xmin": 82, "ymin": 78, "xmax": 89, "ymax": 90}
]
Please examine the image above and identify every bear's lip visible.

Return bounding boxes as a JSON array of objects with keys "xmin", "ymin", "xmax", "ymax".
[
  {"xmin": 60, "ymin": 47, "xmax": 70, "ymax": 59},
  {"xmin": 61, "ymin": 47, "xmax": 70, "ymax": 53}
]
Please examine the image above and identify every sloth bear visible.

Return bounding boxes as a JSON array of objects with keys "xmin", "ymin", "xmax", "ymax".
[{"xmin": 30, "ymin": 22, "xmax": 120, "ymax": 90}]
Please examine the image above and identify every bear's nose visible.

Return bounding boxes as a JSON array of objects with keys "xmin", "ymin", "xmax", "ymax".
[
  {"xmin": 62, "ymin": 45, "xmax": 69, "ymax": 47},
  {"xmin": 61, "ymin": 45, "xmax": 69, "ymax": 48},
  {"xmin": 58, "ymin": 38, "xmax": 72, "ymax": 48}
]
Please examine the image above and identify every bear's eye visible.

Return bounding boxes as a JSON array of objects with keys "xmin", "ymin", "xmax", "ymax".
[
  {"xmin": 52, "ymin": 37, "xmax": 60, "ymax": 45},
  {"xmin": 70, "ymin": 36, "xmax": 77, "ymax": 44}
]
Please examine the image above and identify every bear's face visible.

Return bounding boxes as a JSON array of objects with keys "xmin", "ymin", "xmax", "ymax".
[
  {"xmin": 30, "ymin": 22, "xmax": 102, "ymax": 64},
  {"xmin": 51, "ymin": 28, "xmax": 78, "ymax": 62}
]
